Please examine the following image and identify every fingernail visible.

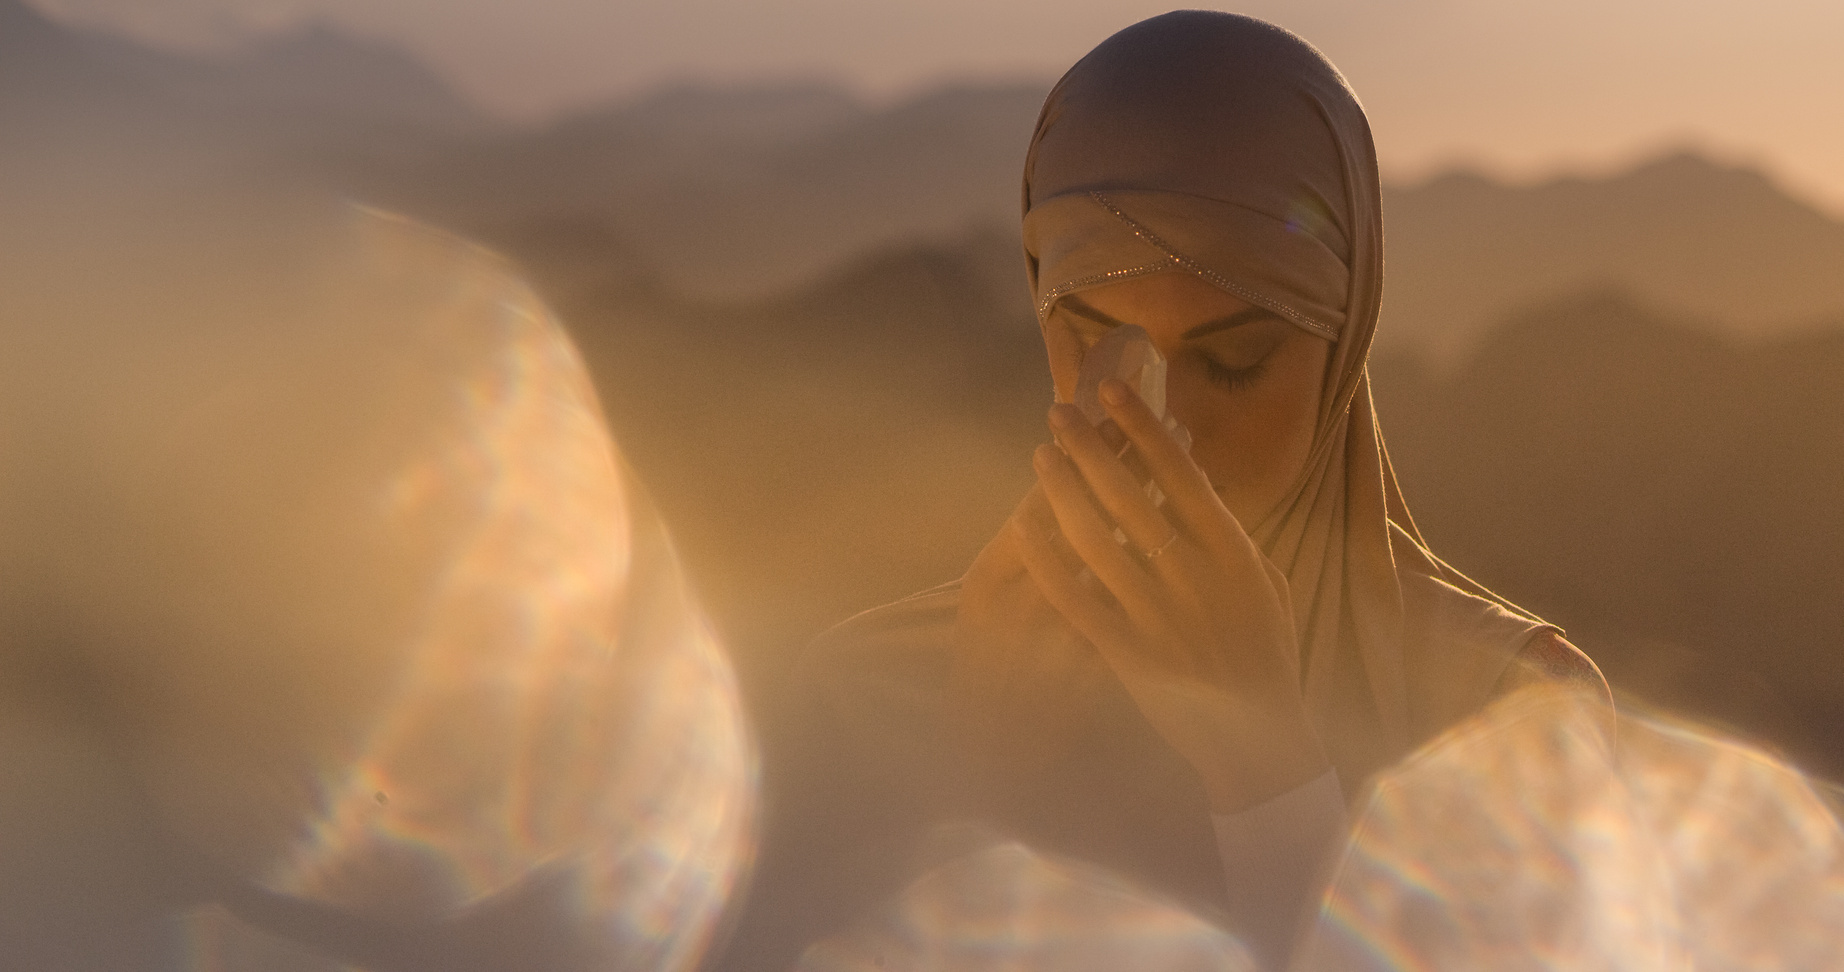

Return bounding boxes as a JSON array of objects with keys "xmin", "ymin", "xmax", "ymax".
[{"xmin": 1101, "ymin": 379, "xmax": 1130, "ymax": 405}]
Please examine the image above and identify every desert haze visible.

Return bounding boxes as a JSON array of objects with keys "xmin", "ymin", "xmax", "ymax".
[{"xmin": 7, "ymin": 0, "xmax": 1844, "ymax": 781}]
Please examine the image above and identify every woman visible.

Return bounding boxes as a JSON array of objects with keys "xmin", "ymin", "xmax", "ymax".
[{"xmin": 730, "ymin": 11, "xmax": 1605, "ymax": 970}]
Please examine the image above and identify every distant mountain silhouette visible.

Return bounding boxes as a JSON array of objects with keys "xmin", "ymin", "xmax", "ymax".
[
  {"xmin": 1, "ymin": 0, "xmax": 483, "ymax": 151},
  {"xmin": 1379, "ymin": 155, "xmax": 1844, "ymax": 358},
  {"xmin": 552, "ymin": 81, "xmax": 865, "ymax": 152},
  {"xmin": 11, "ymin": 10, "xmax": 1843, "ymax": 353},
  {"xmin": 365, "ymin": 82, "xmax": 1049, "ymax": 299},
  {"xmin": 374, "ymin": 105, "xmax": 1844, "ymax": 359}
]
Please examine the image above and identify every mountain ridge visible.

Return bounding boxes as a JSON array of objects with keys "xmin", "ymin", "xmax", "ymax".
[
  {"xmin": 11, "ymin": 6, "xmax": 1843, "ymax": 352},
  {"xmin": 1380, "ymin": 150, "xmax": 1844, "ymax": 356},
  {"xmin": 3, "ymin": 0, "xmax": 485, "ymax": 138}
]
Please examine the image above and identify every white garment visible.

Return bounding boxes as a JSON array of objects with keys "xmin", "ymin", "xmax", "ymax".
[{"xmin": 1212, "ymin": 771, "xmax": 1348, "ymax": 968}]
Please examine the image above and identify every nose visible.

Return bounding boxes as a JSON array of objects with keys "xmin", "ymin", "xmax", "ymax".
[{"xmin": 1155, "ymin": 344, "xmax": 1208, "ymax": 427}]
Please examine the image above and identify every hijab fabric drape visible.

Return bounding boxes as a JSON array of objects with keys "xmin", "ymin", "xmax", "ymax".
[{"xmin": 1022, "ymin": 11, "xmax": 1555, "ymax": 789}]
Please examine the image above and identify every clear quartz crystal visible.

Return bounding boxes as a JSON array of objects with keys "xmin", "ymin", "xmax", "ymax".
[
  {"xmin": 1074, "ymin": 324, "xmax": 1193, "ymax": 452},
  {"xmin": 1076, "ymin": 324, "xmax": 1165, "ymax": 426},
  {"xmin": 1070, "ymin": 325, "xmax": 1191, "ymax": 550}
]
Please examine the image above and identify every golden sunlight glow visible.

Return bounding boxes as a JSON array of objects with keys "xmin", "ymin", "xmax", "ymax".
[
  {"xmin": 799, "ymin": 838, "xmax": 1256, "ymax": 972},
  {"xmin": 233, "ymin": 210, "xmax": 754, "ymax": 967},
  {"xmin": 789, "ymin": 682, "xmax": 1844, "ymax": 972},
  {"xmin": 0, "ymin": 189, "xmax": 753, "ymax": 966},
  {"xmin": 1299, "ymin": 684, "xmax": 1844, "ymax": 971}
]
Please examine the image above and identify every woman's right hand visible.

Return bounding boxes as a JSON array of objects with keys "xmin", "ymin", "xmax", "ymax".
[{"xmin": 947, "ymin": 483, "xmax": 1112, "ymax": 787}]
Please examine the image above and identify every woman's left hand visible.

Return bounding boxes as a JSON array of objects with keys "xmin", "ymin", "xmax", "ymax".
[{"xmin": 1019, "ymin": 378, "xmax": 1330, "ymax": 813}]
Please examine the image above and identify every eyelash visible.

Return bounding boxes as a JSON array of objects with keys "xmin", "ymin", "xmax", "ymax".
[
  {"xmin": 1202, "ymin": 356, "xmax": 1269, "ymax": 391},
  {"xmin": 1064, "ymin": 320, "xmax": 1273, "ymax": 392}
]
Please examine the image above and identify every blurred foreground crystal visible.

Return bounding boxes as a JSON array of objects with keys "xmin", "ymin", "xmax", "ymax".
[
  {"xmin": 799, "ymin": 681, "xmax": 1844, "ymax": 972},
  {"xmin": 0, "ymin": 189, "xmax": 754, "ymax": 970},
  {"xmin": 1297, "ymin": 682, "xmax": 1844, "ymax": 971},
  {"xmin": 799, "ymin": 839, "xmax": 1255, "ymax": 972}
]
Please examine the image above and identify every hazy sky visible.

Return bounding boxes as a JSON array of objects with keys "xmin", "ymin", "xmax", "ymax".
[{"xmin": 28, "ymin": 0, "xmax": 1844, "ymax": 213}]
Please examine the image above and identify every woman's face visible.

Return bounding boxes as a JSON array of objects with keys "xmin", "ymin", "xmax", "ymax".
[{"xmin": 1043, "ymin": 271, "xmax": 1332, "ymax": 529}]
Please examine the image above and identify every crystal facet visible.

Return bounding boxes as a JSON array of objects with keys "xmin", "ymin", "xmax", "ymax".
[{"xmin": 1076, "ymin": 323, "xmax": 1166, "ymax": 426}]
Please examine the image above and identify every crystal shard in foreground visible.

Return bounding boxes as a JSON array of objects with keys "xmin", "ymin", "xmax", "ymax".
[{"xmin": 0, "ymin": 191, "xmax": 754, "ymax": 970}]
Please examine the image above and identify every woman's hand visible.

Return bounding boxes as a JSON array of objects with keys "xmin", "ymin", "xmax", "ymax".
[{"xmin": 1019, "ymin": 378, "xmax": 1329, "ymax": 812}]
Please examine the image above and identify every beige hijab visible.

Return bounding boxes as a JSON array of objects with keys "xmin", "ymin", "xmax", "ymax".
[{"xmin": 1023, "ymin": 12, "xmax": 1555, "ymax": 788}]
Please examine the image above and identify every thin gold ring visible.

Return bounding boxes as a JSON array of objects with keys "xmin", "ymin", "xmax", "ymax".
[{"xmin": 1143, "ymin": 528, "xmax": 1180, "ymax": 559}]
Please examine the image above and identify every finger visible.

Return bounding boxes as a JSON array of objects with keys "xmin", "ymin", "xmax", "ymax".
[
  {"xmin": 1047, "ymin": 404, "xmax": 1182, "ymax": 558},
  {"xmin": 1098, "ymin": 379, "xmax": 1245, "ymax": 544},
  {"xmin": 1093, "ymin": 418, "xmax": 1162, "ymax": 508},
  {"xmin": 1019, "ymin": 481, "xmax": 1124, "ymax": 602},
  {"xmin": 1017, "ymin": 478, "xmax": 1062, "ymax": 543},
  {"xmin": 1106, "ymin": 422, "xmax": 1157, "ymax": 488},
  {"xmin": 1015, "ymin": 515, "xmax": 1172, "ymax": 696},
  {"xmin": 1012, "ymin": 506, "xmax": 1131, "ymax": 652},
  {"xmin": 1017, "ymin": 477, "xmax": 1106, "ymax": 599},
  {"xmin": 1033, "ymin": 444, "xmax": 1161, "ymax": 616},
  {"xmin": 1095, "ymin": 420, "xmax": 1156, "ymax": 489},
  {"xmin": 1096, "ymin": 417, "xmax": 1130, "ymax": 457}
]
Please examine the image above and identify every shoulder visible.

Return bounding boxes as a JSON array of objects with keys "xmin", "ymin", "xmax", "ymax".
[
  {"xmin": 1392, "ymin": 554, "xmax": 1612, "ymax": 736},
  {"xmin": 1494, "ymin": 630, "xmax": 1612, "ymax": 706}
]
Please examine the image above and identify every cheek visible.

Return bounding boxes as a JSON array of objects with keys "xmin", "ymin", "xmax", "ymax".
[
  {"xmin": 1165, "ymin": 356, "xmax": 1325, "ymax": 523},
  {"xmin": 1174, "ymin": 388, "xmax": 1300, "ymax": 491}
]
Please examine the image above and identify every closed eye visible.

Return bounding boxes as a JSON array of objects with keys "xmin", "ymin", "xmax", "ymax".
[{"xmin": 1202, "ymin": 355, "xmax": 1270, "ymax": 391}]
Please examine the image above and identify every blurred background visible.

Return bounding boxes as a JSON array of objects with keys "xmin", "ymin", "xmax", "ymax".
[{"xmin": 6, "ymin": 0, "xmax": 1844, "ymax": 790}]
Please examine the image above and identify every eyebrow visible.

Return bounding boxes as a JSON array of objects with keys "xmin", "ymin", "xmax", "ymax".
[{"xmin": 1059, "ymin": 297, "xmax": 1281, "ymax": 339}]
